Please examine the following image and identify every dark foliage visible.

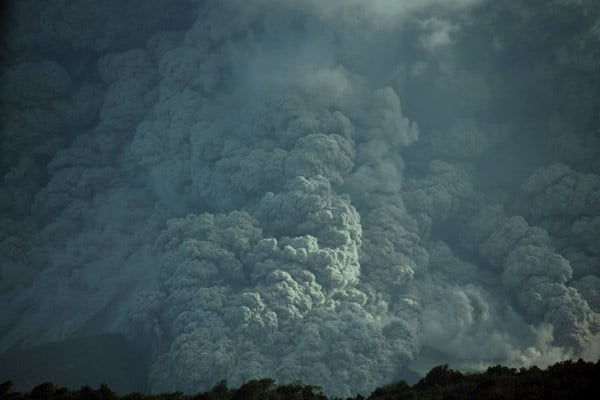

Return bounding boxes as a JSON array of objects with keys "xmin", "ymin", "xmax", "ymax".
[{"xmin": 1, "ymin": 359, "xmax": 599, "ymax": 400}]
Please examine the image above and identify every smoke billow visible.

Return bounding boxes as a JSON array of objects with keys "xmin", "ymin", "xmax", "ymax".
[{"xmin": 1, "ymin": 0, "xmax": 599, "ymax": 396}]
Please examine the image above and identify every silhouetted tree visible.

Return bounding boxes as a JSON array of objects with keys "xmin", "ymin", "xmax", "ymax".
[
  {"xmin": 231, "ymin": 378, "xmax": 274, "ymax": 400},
  {"xmin": 30, "ymin": 383, "xmax": 55, "ymax": 400},
  {"xmin": 485, "ymin": 365, "xmax": 516, "ymax": 376},
  {"xmin": 1, "ymin": 381, "xmax": 14, "ymax": 398},
  {"xmin": 368, "ymin": 380, "xmax": 412, "ymax": 400},
  {"xmin": 98, "ymin": 384, "xmax": 117, "ymax": 400},
  {"xmin": 205, "ymin": 380, "xmax": 231, "ymax": 400},
  {"xmin": 416, "ymin": 365, "xmax": 463, "ymax": 389}
]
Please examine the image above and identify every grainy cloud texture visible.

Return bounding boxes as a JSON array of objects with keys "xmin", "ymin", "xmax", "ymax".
[{"xmin": 1, "ymin": 0, "xmax": 599, "ymax": 396}]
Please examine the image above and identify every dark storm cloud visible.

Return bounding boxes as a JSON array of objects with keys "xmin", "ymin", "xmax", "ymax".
[{"xmin": 1, "ymin": 0, "xmax": 599, "ymax": 396}]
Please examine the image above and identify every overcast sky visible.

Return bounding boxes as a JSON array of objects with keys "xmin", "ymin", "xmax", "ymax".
[{"xmin": 1, "ymin": 0, "xmax": 599, "ymax": 396}]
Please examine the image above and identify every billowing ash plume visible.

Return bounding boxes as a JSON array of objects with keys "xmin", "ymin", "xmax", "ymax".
[{"xmin": 1, "ymin": 0, "xmax": 599, "ymax": 396}]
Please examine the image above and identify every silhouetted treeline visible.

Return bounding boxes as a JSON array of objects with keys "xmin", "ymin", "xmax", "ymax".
[{"xmin": 2, "ymin": 359, "xmax": 599, "ymax": 400}]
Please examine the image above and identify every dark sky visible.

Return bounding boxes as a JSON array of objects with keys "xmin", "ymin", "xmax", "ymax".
[{"xmin": 1, "ymin": 0, "xmax": 599, "ymax": 396}]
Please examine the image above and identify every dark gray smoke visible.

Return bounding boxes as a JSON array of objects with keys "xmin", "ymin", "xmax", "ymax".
[{"xmin": 1, "ymin": 0, "xmax": 599, "ymax": 397}]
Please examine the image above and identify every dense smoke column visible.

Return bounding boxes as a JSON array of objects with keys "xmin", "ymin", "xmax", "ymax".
[
  {"xmin": 409, "ymin": 0, "xmax": 600, "ymax": 360},
  {"xmin": 1, "ymin": 0, "xmax": 599, "ymax": 396},
  {"xmin": 0, "ymin": 0, "xmax": 196, "ymax": 352},
  {"xmin": 123, "ymin": 3, "xmax": 426, "ymax": 393}
]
